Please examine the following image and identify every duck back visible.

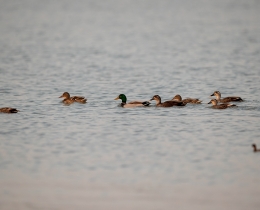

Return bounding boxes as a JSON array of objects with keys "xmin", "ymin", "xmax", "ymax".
[{"xmin": 158, "ymin": 100, "xmax": 186, "ymax": 107}]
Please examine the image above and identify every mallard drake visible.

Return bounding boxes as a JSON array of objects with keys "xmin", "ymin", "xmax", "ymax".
[
  {"xmin": 0, "ymin": 107, "xmax": 19, "ymax": 113},
  {"xmin": 114, "ymin": 94, "xmax": 150, "ymax": 108},
  {"xmin": 172, "ymin": 94, "xmax": 202, "ymax": 104},
  {"xmin": 211, "ymin": 91, "xmax": 243, "ymax": 103},
  {"xmin": 207, "ymin": 99, "xmax": 236, "ymax": 109},
  {"xmin": 150, "ymin": 95, "xmax": 186, "ymax": 107},
  {"xmin": 252, "ymin": 144, "xmax": 260, "ymax": 152},
  {"xmin": 59, "ymin": 92, "xmax": 87, "ymax": 104}
]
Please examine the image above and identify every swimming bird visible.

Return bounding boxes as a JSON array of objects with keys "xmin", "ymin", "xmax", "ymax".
[
  {"xmin": 207, "ymin": 99, "xmax": 236, "ymax": 109},
  {"xmin": 114, "ymin": 94, "xmax": 150, "ymax": 108},
  {"xmin": 150, "ymin": 95, "xmax": 186, "ymax": 107},
  {"xmin": 252, "ymin": 144, "xmax": 260, "ymax": 152},
  {"xmin": 211, "ymin": 91, "xmax": 243, "ymax": 103},
  {"xmin": 0, "ymin": 107, "xmax": 19, "ymax": 113},
  {"xmin": 172, "ymin": 94, "xmax": 202, "ymax": 104},
  {"xmin": 59, "ymin": 92, "xmax": 87, "ymax": 105}
]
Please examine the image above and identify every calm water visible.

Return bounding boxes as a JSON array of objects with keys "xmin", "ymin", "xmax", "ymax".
[{"xmin": 1, "ymin": 0, "xmax": 260, "ymax": 209}]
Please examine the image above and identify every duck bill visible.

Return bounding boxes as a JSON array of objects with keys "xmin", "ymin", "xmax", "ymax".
[
  {"xmin": 207, "ymin": 101, "xmax": 212, "ymax": 104},
  {"xmin": 59, "ymin": 95, "xmax": 63, "ymax": 98},
  {"xmin": 150, "ymin": 98, "xmax": 154, "ymax": 101},
  {"xmin": 210, "ymin": 93, "xmax": 214, "ymax": 96},
  {"xmin": 114, "ymin": 96, "xmax": 120, "ymax": 100}
]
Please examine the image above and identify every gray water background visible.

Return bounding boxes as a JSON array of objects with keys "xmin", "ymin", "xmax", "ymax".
[{"xmin": 0, "ymin": 0, "xmax": 260, "ymax": 201}]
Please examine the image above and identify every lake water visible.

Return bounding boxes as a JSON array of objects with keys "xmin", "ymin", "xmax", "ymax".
[{"xmin": 0, "ymin": 0, "xmax": 260, "ymax": 209}]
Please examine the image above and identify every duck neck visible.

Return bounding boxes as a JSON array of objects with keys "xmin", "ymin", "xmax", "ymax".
[
  {"xmin": 212, "ymin": 100, "xmax": 218, "ymax": 106},
  {"xmin": 120, "ymin": 95, "xmax": 127, "ymax": 103},
  {"xmin": 216, "ymin": 93, "xmax": 221, "ymax": 100},
  {"xmin": 155, "ymin": 98, "xmax": 161, "ymax": 105}
]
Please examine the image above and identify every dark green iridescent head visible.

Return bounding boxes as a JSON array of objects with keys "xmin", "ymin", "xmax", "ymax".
[{"xmin": 114, "ymin": 94, "xmax": 127, "ymax": 103}]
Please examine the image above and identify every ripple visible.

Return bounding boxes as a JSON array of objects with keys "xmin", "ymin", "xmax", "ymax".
[{"xmin": 0, "ymin": 0, "xmax": 260, "ymax": 192}]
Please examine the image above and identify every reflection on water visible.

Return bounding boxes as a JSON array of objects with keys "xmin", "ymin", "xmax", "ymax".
[{"xmin": 0, "ymin": 0, "xmax": 260, "ymax": 209}]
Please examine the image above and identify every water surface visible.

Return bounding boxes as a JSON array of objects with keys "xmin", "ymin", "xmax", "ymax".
[{"xmin": 0, "ymin": 0, "xmax": 260, "ymax": 209}]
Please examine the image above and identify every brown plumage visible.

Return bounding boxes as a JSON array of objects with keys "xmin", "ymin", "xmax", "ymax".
[
  {"xmin": 207, "ymin": 99, "xmax": 236, "ymax": 109},
  {"xmin": 59, "ymin": 92, "xmax": 87, "ymax": 105},
  {"xmin": 211, "ymin": 91, "xmax": 243, "ymax": 103},
  {"xmin": 252, "ymin": 144, "xmax": 260, "ymax": 152},
  {"xmin": 0, "ymin": 107, "xmax": 19, "ymax": 113},
  {"xmin": 150, "ymin": 95, "xmax": 186, "ymax": 107},
  {"xmin": 172, "ymin": 94, "xmax": 202, "ymax": 104}
]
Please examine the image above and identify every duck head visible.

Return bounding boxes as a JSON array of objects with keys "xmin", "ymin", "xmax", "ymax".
[
  {"xmin": 172, "ymin": 94, "xmax": 182, "ymax": 101},
  {"xmin": 211, "ymin": 91, "xmax": 221, "ymax": 100},
  {"xmin": 59, "ymin": 92, "xmax": 70, "ymax": 99},
  {"xmin": 114, "ymin": 94, "xmax": 127, "ymax": 103},
  {"xmin": 208, "ymin": 99, "xmax": 218, "ymax": 105},
  {"xmin": 150, "ymin": 95, "xmax": 161, "ymax": 105}
]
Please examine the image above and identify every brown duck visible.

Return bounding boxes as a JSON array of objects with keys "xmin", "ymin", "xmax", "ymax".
[
  {"xmin": 252, "ymin": 144, "xmax": 260, "ymax": 152},
  {"xmin": 172, "ymin": 94, "xmax": 202, "ymax": 104},
  {"xmin": 0, "ymin": 107, "xmax": 19, "ymax": 113},
  {"xmin": 208, "ymin": 99, "xmax": 236, "ymax": 109},
  {"xmin": 150, "ymin": 95, "xmax": 186, "ymax": 107},
  {"xmin": 211, "ymin": 91, "xmax": 243, "ymax": 103},
  {"xmin": 59, "ymin": 92, "xmax": 87, "ymax": 105}
]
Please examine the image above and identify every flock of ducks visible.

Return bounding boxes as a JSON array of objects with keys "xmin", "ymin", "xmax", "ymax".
[
  {"xmin": 0, "ymin": 90, "xmax": 244, "ymax": 112},
  {"xmin": 1, "ymin": 90, "xmax": 259, "ymax": 153},
  {"xmin": 114, "ymin": 90, "xmax": 243, "ymax": 108}
]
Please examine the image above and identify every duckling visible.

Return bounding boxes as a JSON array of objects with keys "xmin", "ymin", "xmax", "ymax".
[
  {"xmin": 114, "ymin": 94, "xmax": 150, "ymax": 108},
  {"xmin": 211, "ymin": 91, "xmax": 243, "ymax": 103},
  {"xmin": 207, "ymin": 99, "xmax": 236, "ymax": 109},
  {"xmin": 172, "ymin": 94, "xmax": 202, "ymax": 104},
  {"xmin": 59, "ymin": 92, "xmax": 87, "ymax": 104},
  {"xmin": 0, "ymin": 107, "xmax": 19, "ymax": 113},
  {"xmin": 252, "ymin": 144, "xmax": 260, "ymax": 152},
  {"xmin": 150, "ymin": 95, "xmax": 186, "ymax": 107}
]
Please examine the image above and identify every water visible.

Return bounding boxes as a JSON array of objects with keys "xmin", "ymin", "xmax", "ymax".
[{"xmin": 0, "ymin": 0, "xmax": 260, "ymax": 209}]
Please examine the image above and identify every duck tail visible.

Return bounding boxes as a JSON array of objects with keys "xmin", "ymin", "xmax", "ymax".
[
  {"xmin": 11, "ymin": 109, "xmax": 19, "ymax": 113},
  {"xmin": 142, "ymin": 101, "xmax": 150, "ymax": 106},
  {"xmin": 227, "ymin": 104, "xmax": 236, "ymax": 107}
]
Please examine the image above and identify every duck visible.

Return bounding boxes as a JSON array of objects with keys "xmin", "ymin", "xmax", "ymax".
[
  {"xmin": 59, "ymin": 92, "xmax": 87, "ymax": 105},
  {"xmin": 252, "ymin": 144, "xmax": 260, "ymax": 152},
  {"xmin": 172, "ymin": 94, "xmax": 202, "ymax": 104},
  {"xmin": 207, "ymin": 99, "xmax": 236, "ymax": 109},
  {"xmin": 211, "ymin": 91, "xmax": 243, "ymax": 103},
  {"xmin": 114, "ymin": 94, "xmax": 150, "ymax": 108},
  {"xmin": 150, "ymin": 95, "xmax": 186, "ymax": 107},
  {"xmin": 0, "ymin": 107, "xmax": 19, "ymax": 113}
]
